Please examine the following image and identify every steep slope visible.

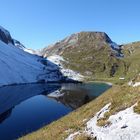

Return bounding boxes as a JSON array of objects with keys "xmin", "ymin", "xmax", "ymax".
[
  {"xmin": 0, "ymin": 26, "xmax": 64, "ymax": 86},
  {"xmin": 40, "ymin": 32, "xmax": 125, "ymax": 82}
]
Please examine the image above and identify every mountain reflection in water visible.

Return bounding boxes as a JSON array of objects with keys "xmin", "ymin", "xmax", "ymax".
[{"xmin": 0, "ymin": 83, "xmax": 110, "ymax": 140}]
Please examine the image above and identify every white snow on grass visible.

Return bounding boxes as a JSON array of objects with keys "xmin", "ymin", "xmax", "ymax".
[
  {"xmin": 132, "ymin": 82, "xmax": 140, "ymax": 87},
  {"xmin": 128, "ymin": 74, "xmax": 140, "ymax": 87},
  {"xmin": 86, "ymin": 104, "xmax": 140, "ymax": 140},
  {"xmin": 128, "ymin": 81, "xmax": 140, "ymax": 87},
  {"xmin": 66, "ymin": 103, "xmax": 140, "ymax": 140},
  {"xmin": 65, "ymin": 132, "xmax": 80, "ymax": 140},
  {"xmin": 47, "ymin": 55, "xmax": 83, "ymax": 81}
]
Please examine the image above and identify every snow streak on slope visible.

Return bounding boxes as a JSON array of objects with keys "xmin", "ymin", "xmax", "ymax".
[{"xmin": 47, "ymin": 55, "xmax": 83, "ymax": 81}]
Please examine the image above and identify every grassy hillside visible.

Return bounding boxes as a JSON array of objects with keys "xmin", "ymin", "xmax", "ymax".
[
  {"xmin": 61, "ymin": 38, "xmax": 125, "ymax": 81},
  {"xmin": 41, "ymin": 32, "xmax": 128, "ymax": 84},
  {"xmin": 40, "ymin": 32, "xmax": 140, "ymax": 85},
  {"xmin": 62, "ymin": 39, "xmax": 140, "ymax": 84}
]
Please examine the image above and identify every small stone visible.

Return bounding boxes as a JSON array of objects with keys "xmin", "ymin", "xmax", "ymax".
[
  {"xmin": 91, "ymin": 132, "xmax": 94, "ymax": 134},
  {"xmin": 121, "ymin": 124, "xmax": 128, "ymax": 129},
  {"xmin": 119, "ymin": 117, "xmax": 122, "ymax": 120}
]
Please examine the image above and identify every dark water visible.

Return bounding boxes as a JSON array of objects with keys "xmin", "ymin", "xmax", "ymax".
[{"xmin": 0, "ymin": 83, "xmax": 111, "ymax": 140}]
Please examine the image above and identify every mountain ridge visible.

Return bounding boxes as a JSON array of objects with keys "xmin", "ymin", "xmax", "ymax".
[
  {"xmin": 40, "ymin": 31, "xmax": 121, "ymax": 57},
  {"xmin": 40, "ymin": 31, "xmax": 126, "ymax": 83}
]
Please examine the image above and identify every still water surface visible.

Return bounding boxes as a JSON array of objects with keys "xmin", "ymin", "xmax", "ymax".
[{"xmin": 0, "ymin": 83, "xmax": 111, "ymax": 140}]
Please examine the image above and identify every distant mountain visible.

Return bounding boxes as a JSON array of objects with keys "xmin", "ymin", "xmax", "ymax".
[
  {"xmin": 40, "ymin": 32, "xmax": 122, "ymax": 57},
  {"xmin": 13, "ymin": 39, "xmax": 36, "ymax": 54},
  {"xmin": 40, "ymin": 32, "xmax": 126, "ymax": 81},
  {"xmin": 1, "ymin": 26, "xmax": 140, "ymax": 86}
]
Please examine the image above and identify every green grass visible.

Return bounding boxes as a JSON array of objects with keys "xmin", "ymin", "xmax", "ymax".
[
  {"xmin": 61, "ymin": 40, "xmax": 140, "ymax": 85},
  {"xmin": 42, "ymin": 33, "xmax": 140, "ymax": 85},
  {"xmin": 62, "ymin": 43, "xmax": 126, "ymax": 79}
]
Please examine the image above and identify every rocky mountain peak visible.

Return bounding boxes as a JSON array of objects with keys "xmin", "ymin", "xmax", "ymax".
[
  {"xmin": 40, "ymin": 31, "xmax": 119, "ymax": 57},
  {"xmin": 77, "ymin": 31, "xmax": 112, "ymax": 43},
  {"xmin": 0, "ymin": 26, "xmax": 14, "ymax": 45}
]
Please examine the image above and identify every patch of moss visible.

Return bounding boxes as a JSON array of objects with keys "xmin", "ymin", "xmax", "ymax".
[
  {"xmin": 74, "ymin": 133, "xmax": 96, "ymax": 140},
  {"xmin": 97, "ymin": 118, "xmax": 111, "ymax": 127}
]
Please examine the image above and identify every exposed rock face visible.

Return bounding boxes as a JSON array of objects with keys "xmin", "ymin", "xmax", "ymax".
[
  {"xmin": 13, "ymin": 39, "xmax": 26, "ymax": 49},
  {"xmin": 40, "ymin": 32, "xmax": 120, "ymax": 57},
  {"xmin": 0, "ymin": 26, "xmax": 14, "ymax": 45},
  {"xmin": 40, "ymin": 33, "xmax": 79, "ymax": 57}
]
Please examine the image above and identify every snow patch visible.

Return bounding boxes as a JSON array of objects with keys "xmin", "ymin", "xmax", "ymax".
[
  {"xmin": 47, "ymin": 55, "xmax": 83, "ymax": 81},
  {"xmin": 86, "ymin": 104, "xmax": 140, "ymax": 140},
  {"xmin": 66, "ymin": 103, "xmax": 140, "ymax": 140},
  {"xmin": 132, "ymin": 82, "xmax": 140, "ymax": 87},
  {"xmin": 128, "ymin": 74, "xmax": 140, "ymax": 87}
]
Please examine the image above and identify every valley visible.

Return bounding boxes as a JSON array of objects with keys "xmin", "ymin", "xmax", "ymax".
[{"xmin": 1, "ymin": 26, "xmax": 140, "ymax": 140}]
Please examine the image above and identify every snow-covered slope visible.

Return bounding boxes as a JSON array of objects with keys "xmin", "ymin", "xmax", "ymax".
[
  {"xmin": 0, "ymin": 26, "xmax": 65, "ymax": 86},
  {"xmin": 0, "ymin": 40, "xmax": 41, "ymax": 85}
]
